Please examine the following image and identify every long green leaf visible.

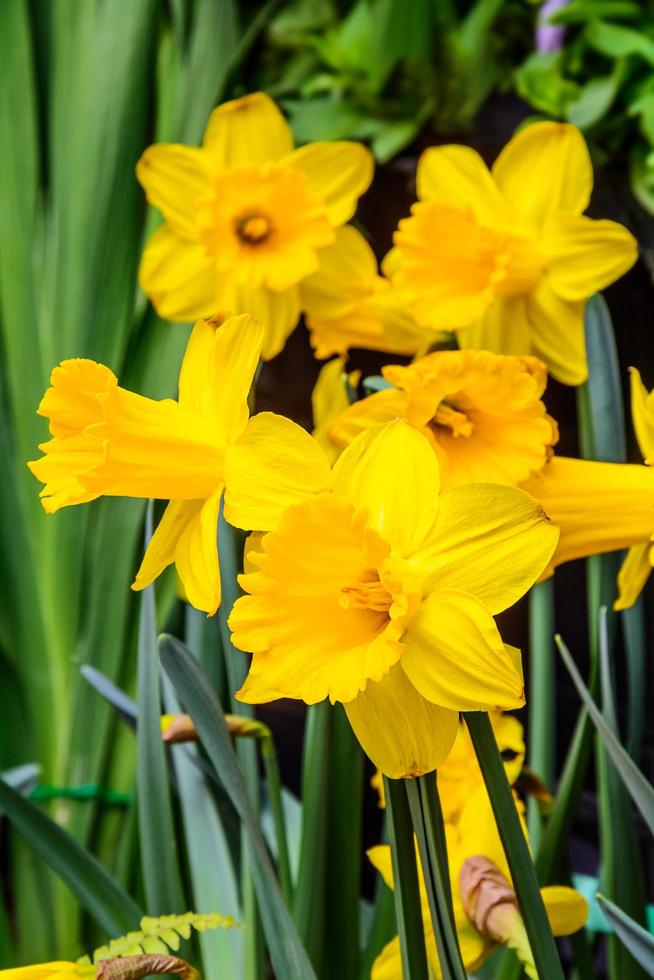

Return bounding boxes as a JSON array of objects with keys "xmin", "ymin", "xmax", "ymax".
[
  {"xmin": 556, "ymin": 634, "xmax": 654, "ymax": 836},
  {"xmin": 160, "ymin": 634, "xmax": 317, "ymax": 980},
  {"xmin": 0, "ymin": 778, "xmax": 142, "ymax": 937},
  {"xmin": 136, "ymin": 511, "xmax": 184, "ymax": 915},
  {"xmin": 598, "ymin": 895, "xmax": 654, "ymax": 977}
]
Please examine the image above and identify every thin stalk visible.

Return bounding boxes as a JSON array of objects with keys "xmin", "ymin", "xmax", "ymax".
[
  {"xmin": 405, "ymin": 775, "xmax": 466, "ymax": 980},
  {"xmin": 260, "ymin": 736, "xmax": 292, "ymax": 907},
  {"xmin": 464, "ymin": 712, "xmax": 565, "ymax": 980},
  {"xmin": 527, "ymin": 579, "xmax": 555, "ymax": 850},
  {"xmin": 383, "ymin": 777, "xmax": 429, "ymax": 980},
  {"xmin": 359, "ymin": 877, "xmax": 396, "ymax": 980}
]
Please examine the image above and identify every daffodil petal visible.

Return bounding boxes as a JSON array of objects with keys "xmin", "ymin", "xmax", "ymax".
[
  {"xmin": 236, "ymin": 670, "xmax": 283, "ymax": 704},
  {"xmin": 215, "ymin": 276, "xmax": 300, "ymax": 360},
  {"xmin": 415, "ymin": 483, "xmax": 558, "ymax": 614},
  {"xmin": 136, "ymin": 144, "xmax": 209, "ymax": 239},
  {"xmin": 492, "ymin": 122, "xmax": 592, "ymax": 226},
  {"xmin": 541, "ymin": 886, "xmax": 589, "ymax": 936},
  {"xmin": 174, "ymin": 487, "xmax": 223, "ymax": 615},
  {"xmin": 300, "ymin": 225, "xmax": 377, "ymax": 318},
  {"xmin": 139, "ymin": 224, "xmax": 216, "ymax": 323},
  {"xmin": 367, "ymin": 844, "xmax": 394, "ymax": 891},
  {"xmin": 329, "ymin": 388, "xmax": 407, "ymax": 451},
  {"xmin": 457, "ymin": 296, "xmax": 531, "ymax": 357},
  {"xmin": 524, "ymin": 282, "xmax": 587, "ymax": 386},
  {"xmin": 629, "ymin": 367, "xmax": 654, "ymax": 461},
  {"xmin": 615, "ymin": 542, "xmax": 652, "ymax": 611},
  {"xmin": 333, "ymin": 421, "xmax": 440, "ymax": 556},
  {"xmin": 132, "ymin": 499, "xmax": 202, "ymax": 593},
  {"xmin": 345, "ymin": 662, "xmax": 459, "ymax": 778},
  {"xmin": 371, "ymin": 935, "xmax": 403, "ymax": 980},
  {"xmin": 202, "ymin": 92, "xmax": 294, "ymax": 166},
  {"xmin": 416, "ymin": 144, "xmax": 512, "ymax": 224},
  {"xmin": 542, "ymin": 212, "xmax": 637, "ymax": 301},
  {"xmin": 178, "ymin": 313, "xmax": 262, "ymax": 438},
  {"xmin": 402, "ymin": 589, "xmax": 525, "ymax": 712},
  {"xmin": 285, "ymin": 141, "xmax": 374, "ymax": 225},
  {"xmin": 223, "ymin": 412, "xmax": 332, "ymax": 531}
]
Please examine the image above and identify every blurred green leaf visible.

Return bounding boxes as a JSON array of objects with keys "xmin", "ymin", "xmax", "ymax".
[
  {"xmin": 515, "ymin": 52, "xmax": 580, "ymax": 118},
  {"xmin": 567, "ymin": 67, "xmax": 623, "ymax": 128},
  {"xmin": 586, "ymin": 21, "xmax": 654, "ymax": 63},
  {"xmin": 598, "ymin": 895, "xmax": 654, "ymax": 976}
]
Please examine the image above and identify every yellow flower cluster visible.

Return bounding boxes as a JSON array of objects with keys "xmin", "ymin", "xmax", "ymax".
[{"xmin": 29, "ymin": 89, "xmax": 649, "ymax": 785}]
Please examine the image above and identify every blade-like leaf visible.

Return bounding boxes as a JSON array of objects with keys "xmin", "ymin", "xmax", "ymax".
[
  {"xmin": 0, "ymin": 778, "xmax": 142, "ymax": 936},
  {"xmin": 80, "ymin": 664, "xmax": 138, "ymax": 728},
  {"xmin": 160, "ymin": 634, "xmax": 318, "ymax": 980},
  {"xmin": 556, "ymin": 635, "xmax": 654, "ymax": 836},
  {"xmin": 598, "ymin": 895, "xmax": 654, "ymax": 977}
]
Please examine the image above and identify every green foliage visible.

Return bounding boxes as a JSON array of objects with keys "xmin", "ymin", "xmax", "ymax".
[{"xmin": 81, "ymin": 912, "xmax": 239, "ymax": 964}]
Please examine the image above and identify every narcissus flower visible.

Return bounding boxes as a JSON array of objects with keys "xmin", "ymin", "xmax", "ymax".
[
  {"xmin": 229, "ymin": 421, "xmax": 558, "ymax": 777},
  {"xmin": 28, "ymin": 313, "xmax": 330, "ymax": 614},
  {"xmin": 137, "ymin": 92, "xmax": 373, "ymax": 359},
  {"xmin": 371, "ymin": 711, "xmax": 525, "ymax": 819},
  {"xmin": 370, "ymin": 784, "xmax": 587, "ymax": 979},
  {"xmin": 328, "ymin": 349, "xmax": 557, "ymax": 486},
  {"xmin": 387, "ymin": 122, "xmax": 637, "ymax": 385},
  {"xmin": 300, "ymin": 225, "xmax": 440, "ymax": 359},
  {"xmin": 311, "ymin": 357, "xmax": 360, "ymax": 464}
]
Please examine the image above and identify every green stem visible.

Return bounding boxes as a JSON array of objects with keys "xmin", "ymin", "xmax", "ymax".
[
  {"xmin": 405, "ymin": 774, "xmax": 466, "ymax": 980},
  {"xmin": 464, "ymin": 712, "xmax": 565, "ymax": 980},
  {"xmin": 527, "ymin": 579, "xmax": 555, "ymax": 850},
  {"xmin": 261, "ymin": 736, "xmax": 293, "ymax": 907},
  {"xmin": 383, "ymin": 777, "xmax": 430, "ymax": 980}
]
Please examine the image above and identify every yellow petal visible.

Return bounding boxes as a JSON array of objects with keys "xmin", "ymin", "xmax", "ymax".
[
  {"xmin": 135, "ymin": 144, "xmax": 209, "ymax": 239},
  {"xmin": 541, "ymin": 886, "xmax": 589, "ymax": 936},
  {"xmin": 300, "ymin": 225, "xmax": 377, "ymax": 320},
  {"xmin": 542, "ymin": 212, "xmax": 637, "ymax": 301},
  {"xmin": 311, "ymin": 357, "xmax": 355, "ymax": 464},
  {"xmin": 215, "ymin": 276, "xmax": 300, "ymax": 360},
  {"xmin": 173, "ymin": 487, "xmax": 223, "ymax": 615},
  {"xmin": 178, "ymin": 313, "xmax": 262, "ymax": 438},
  {"xmin": 413, "ymin": 483, "xmax": 559, "ymax": 614},
  {"xmin": 402, "ymin": 590, "xmax": 525, "ymax": 711},
  {"xmin": 371, "ymin": 935, "xmax": 403, "ymax": 980},
  {"xmin": 333, "ymin": 421, "xmax": 440, "ymax": 555},
  {"xmin": 223, "ymin": 412, "xmax": 332, "ymax": 531},
  {"xmin": 0, "ymin": 964, "xmax": 85, "ymax": 979},
  {"xmin": 236, "ymin": 670, "xmax": 283, "ymax": 704},
  {"xmin": 457, "ymin": 296, "xmax": 531, "ymax": 357},
  {"xmin": 329, "ymin": 388, "xmax": 407, "ymax": 452},
  {"xmin": 345, "ymin": 662, "xmax": 459, "ymax": 778},
  {"xmin": 139, "ymin": 224, "xmax": 216, "ymax": 323},
  {"xmin": 368, "ymin": 844, "xmax": 394, "ymax": 891},
  {"xmin": 285, "ymin": 142, "xmax": 374, "ymax": 226},
  {"xmin": 492, "ymin": 122, "xmax": 592, "ymax": 227},
  {"xmin": 615, "ymin": 542, "xmax": 652, "ymax": 611},
  {"xmin": 630, "ymin": 367, "xmax": 654, "ymax": 462},
  {"xmin": 202, "ymin": 92, "xmax": 294, "ymax": 167},
  {"xmin": 524, "ymin": 282, "xmax": 587, "ymax": 386},
  {"xmin": 417, "ymin": 144, "xmax": 512, "ymax": 225},
  {"xmin": 132, "ymin": 499, "xmax": 203, "ymax": 591}
]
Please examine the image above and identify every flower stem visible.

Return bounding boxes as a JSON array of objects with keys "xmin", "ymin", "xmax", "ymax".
[
  {"xmin": 260, "ymin": 735, "xmax": 293, "ymax": 907},
  {"xmin": 405, "ymin": 774, "xmax": 467, "ymax": 980},
  {"xmin": 464, "ymin": 711, "xmax": 565, "ymax": 980},
  {"xmin": 383, "ymin": 777, "xmax": 430, "ymax": 980},
  {"xmin": 527, "ymin": 578, "xmax": 555, "ymax": 849}
]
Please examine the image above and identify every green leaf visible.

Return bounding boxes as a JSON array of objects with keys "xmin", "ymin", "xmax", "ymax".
[
  {"xmin": 383, "ymin": 777, "xmax": 430, "ymax": 980},
  {"xmin": 464, "ymin": 712, "xmax": 565, "ymax": 980},
  {"xmin": 527, "ymin": 579, "xmax": 555, "ymax": 850},
  {"xmin": 586, "ymin": 20, "xmax": 654, "ymax": 63},
  {"xmin": 598, "ymin": 895, "xmax": 654, "ymax": 976},
  {"xmin": 515, "ymin": 52, "xmax": 580, "ymax": 118},
  {"xmin": 567, "ymin": 69, "xmax": 623, "ymax": 129},
  {"xmin": 136, "ymin": 511, "xmax": 184, "ymax": 915},
  {"xmin": 549, "ymin": 1, "xmax": 642, "ymax": 24},
  {"xmin": 556, "ymin": 634, "xmax": 654, "ymax": 836},
  {"xmin": 0, "ymin": 777, "xmax": 142, "ymax": 937},
  {"xmin": 159, "ymin": 634, "xmax": 318, "ymax": 980}
]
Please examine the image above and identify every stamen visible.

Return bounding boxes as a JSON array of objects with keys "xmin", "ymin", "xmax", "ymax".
[
  {"xmin": 431, "ymin": 401, "xmax": 474, "ymax": 438},
  {"xmin": 235, "ymin": 212, "xmax": 272, "ymax": 245},
  {"xmin": 340, "ymin": 578, "xmax": 393, "ymax": 613}
]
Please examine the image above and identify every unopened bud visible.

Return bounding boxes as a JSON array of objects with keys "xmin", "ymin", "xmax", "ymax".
[
  {"xmin": 161, "ymin": 713, "xmax": 270, "ymax": 744},
  {"xmin": 95, "ymin": 953, "xmax": 198, "ymax": 979},
  {"xmin": 459, "ymin": 856, "xmax": 521, "ymax": 944}
]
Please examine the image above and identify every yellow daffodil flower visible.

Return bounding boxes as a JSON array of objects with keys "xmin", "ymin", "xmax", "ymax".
[
  {"xmin": 229, "ymin": 421, "xmax": 558, "ymax": 777},
  {"xmin": 29, "ymin": 313, "xmax": 331, "ymax": 614},
  {"xmin": 300, "ymin": 225, "xmax": 440, "ymax": 358},
  {"xmin": 311, "ymin": 357, "xmax": 360, "ymax": 464},
  {"xmin": 327, "ymin": 349, "xmax": 558, "ymax": 487},
  {"xmin": 386, "ymin": 122, "xmax": 637, "ymax": 385},
  {"xmin": 0, "ymin": 966, "xmax": 92, "ymax": 979},
  {"xmin": 371, "ymin": 711, "xmax": 525, "ymax": 819},
  {"xmin": 137, "ymin": 92, "xmax": 373, "ymax": 359},
  {"xmin": 369, "ymin": 784, "xmax": 587, "ymax": 979}
]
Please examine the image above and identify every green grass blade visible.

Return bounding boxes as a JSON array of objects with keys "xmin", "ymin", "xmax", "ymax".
[
  {"xmin": 527, "ymin": 578, "xmax": 555, "ymax": 850},
  {"xmin": 598, "ymin": 895, "xmax": 654, "ymax": 977},
  {"xmin": 556, "ymin": 635, "xmax": 654, "ymax": 836},
  {"xmin": 0, "ymin": 778, "xmax": 142, "ymax": 937},
  {"xmin": 464, "ymin": 711, "xmax": 565, "ymax": 980},
  {"xmin": 382, "ymin": 777, "xmax": 430, "ymax": 980},
  {"xmin": 159, "ymin": 634, "xmax": 318, "ymax": 980},
  {"xmin": 136, "ymin": 512, "xmax": 184, "ymax": 915}
]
